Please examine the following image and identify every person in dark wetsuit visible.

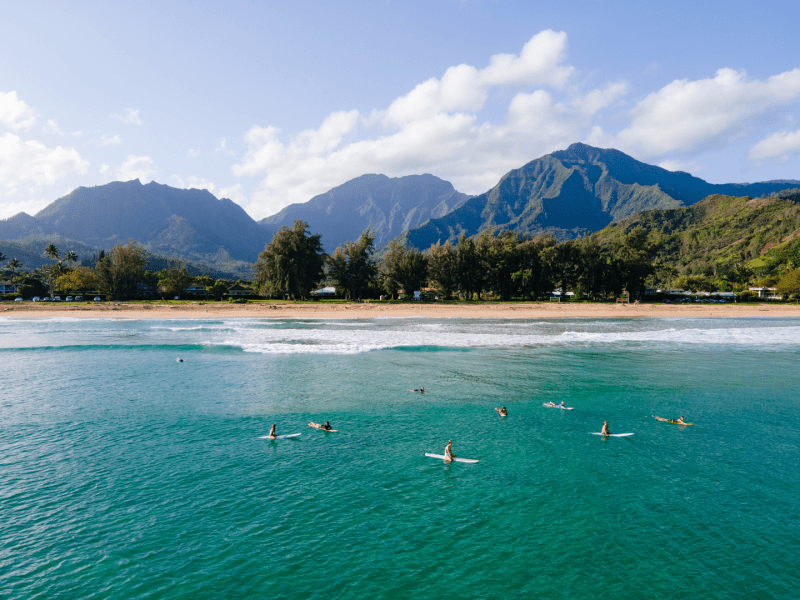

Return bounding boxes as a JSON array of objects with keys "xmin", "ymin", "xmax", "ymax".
[
  {"xmin": 322, "ymin": 421, "xmax": 333, "ymax": 430},
  {"xmin": 408, "ymin": 387, "xmax": 425, "ymax": 393}
]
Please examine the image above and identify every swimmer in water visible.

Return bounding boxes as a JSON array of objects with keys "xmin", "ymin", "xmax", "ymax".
[{"xmin": 495, "ymin": 407, "xmax": 508, "ymax": 417}]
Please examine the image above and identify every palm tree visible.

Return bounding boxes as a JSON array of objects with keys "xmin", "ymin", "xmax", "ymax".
[
  {"xmin": 65, "ymin": 251, "xmax": 78, "ymax": 269},
  {"xmin": 0, "ymin": 251, "xmax": 7, "ymax": 268},
  {"xmin": 44, "ymin": 243, "xmax": 60, "ymax": 262},
  {"xmin": 7, "ymin": 258, "xmax": 21, "ymax": 277}
]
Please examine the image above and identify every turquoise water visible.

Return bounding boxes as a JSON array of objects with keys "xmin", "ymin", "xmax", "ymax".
[{"xmin": 1, "ymin": 317, "xmax": 799, "ymax": 599}]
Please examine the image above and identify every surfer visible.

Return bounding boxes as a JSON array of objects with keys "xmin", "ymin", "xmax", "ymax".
[
  {"xmin": 495, "ymin": 407, "xmax": 508, "ymax": 417},
  {"xmin": 444, "ymin": 440, "xmax": 455, "ymax": 462},
  {"xmin": 559, "ymin": 401, "xmax": 566, "ymax": 408},
  {"xmin": 601, "ymin": 421, "xmax": 611, "ymax": 436},
  {"xmin": 408, "ymin": 387, "xmax": 425, "ymax": 393},
  {"xmin": 322, "ymin": 421, "xmax": 333, "ymax": 430},
  {"xmin": 676, "ymin": 416, "xmax": 686, "ymax": 424},
  {"xmin": 266, "ymin": 424, "xmax": 277, "ymax": 439}
]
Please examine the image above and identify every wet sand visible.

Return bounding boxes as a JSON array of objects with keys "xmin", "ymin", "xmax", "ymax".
[{"xmin": 3, "ymin": 301, "xmax": 799, "ymax": 319}]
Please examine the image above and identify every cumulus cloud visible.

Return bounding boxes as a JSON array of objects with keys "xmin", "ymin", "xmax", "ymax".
[
  {"xmin": 0, "ymin": 197, "xmax": 53, "ymax": 220},
  {"xmin": 92, "ymin": 134, "xmax": 122, "ymax": 146},
  {"xmin": 0, "ymin": 91, "xmax": 37, "ymax": 130},
  {"xmin": 749, "ymin": 129, "xmax": 800, "ymax": 161},
  {"xmin": 232, "ymin": 30, "xmax": 608, "ymax": 217},
  {"xmin": 43, "ymin": 119, "xmax": 64, "ymax": 135},
  {"xmin": 170, "ymin": 174, "xmax": 216, "ymax": 193},
  {"xmin": 0, "ymin": 133, "xmax": 89, "ymax": 189},
  {"xmin": 116, "ymin": 154, "xmax": 158, "ymax": 182},
  {"xmin": 113, "ymin": 108, "xmax": 142, "ymax": 125},
  {"xmin": 187, "ymin": 148, "xmax": 200, "ymax": 158},
  {"xmin": 611, "ymin": 68, "xmax": 800, "ymax": 157}
]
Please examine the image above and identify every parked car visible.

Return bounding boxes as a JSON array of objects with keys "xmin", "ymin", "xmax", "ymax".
[
  {"xmin": 15, "ymin": 297, "xmax": 22, "ymax": 302},
  {"xmin": 54, "ymin": 296, "xmax": 61, "ymax": 301},
  {"xmin": 66, "ymin": 296, "xmax": 74, "ymax": 302},
  {"xmin": 32, "ymin": 296, "xmax": 41, "ymax": 302},
  {"xmin": 75, "ymin": 296, "xmax": 84, "ymax": 301},
  {"xmin": 93, "ymin": 297, "xmax": 102, "ymax": 302}
]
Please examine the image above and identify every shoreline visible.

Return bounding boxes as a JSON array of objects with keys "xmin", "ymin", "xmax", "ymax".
[{"xmin": 3, "ymin": 301, "xmax": 799, "ymax": 320}]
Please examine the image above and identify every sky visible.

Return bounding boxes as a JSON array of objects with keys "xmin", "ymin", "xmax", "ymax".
[{"xmin": 1, "ymin": 0, "xmax": 799, "ymax": 221}]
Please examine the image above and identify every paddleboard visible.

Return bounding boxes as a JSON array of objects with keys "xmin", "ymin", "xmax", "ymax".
[
  {"xmin": 259, "ymin": 433, "xmax": 301, "ymax": 440},
  {"xmin": 654, "ymin": 417, "xmax": 693, "ymax": 425},
  {"xmin": 543, "ymin": 403, "xmax": 574, "ymax": 410},
  {"xmin": 309, "ymin": 422, "xmax": 339, "ymax": 432},
  {"xmin": 425, "ymin": 453, "xmax": 479, "ymax": 463},
  {"xmin": 590, "ymin": 432, "xmax": 634, "ymax": 437}
]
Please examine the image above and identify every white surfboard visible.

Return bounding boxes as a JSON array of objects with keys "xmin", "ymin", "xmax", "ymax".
[
  {"xmin": 259, "ymin": 433, "xmax": 301, "ymax": 439},
  {"xmin": 590, "ymin": 432, "xmax": 634, "ymax": 437},
  {"xmin": 543, "ymin": 403, "xmax": 574, "ymax": 410},
  {"xmin": 425, "ymin": 452, "xmax": 479, "ymax": 463}
]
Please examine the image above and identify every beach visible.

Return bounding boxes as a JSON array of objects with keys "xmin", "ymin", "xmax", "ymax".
[{"xmin": 3, "ymin": 300, "xmax": 799, "ymax": 319}]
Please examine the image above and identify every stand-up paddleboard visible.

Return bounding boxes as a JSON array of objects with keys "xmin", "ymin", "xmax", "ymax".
[
  {"xmin": 655, "ymin": 416, "xmax": 693, "ymax": 425},
  {"xmin": 309, "ymin": 422, "xmax": 339, "ymax": 432},
  {"xmin": 259, "ymin": 433, "xmax": 301, "ymax": 440},
  {"xmin": 590, "ymin": 432, "xmax": 634, "ymax": 437},
  {"xmin": 543, "ymin": 403, "xmax": 574, "ymax": 410},
  {"xmin": 425, "ymin": 453, "xmax": 479, "ymax": 463}
]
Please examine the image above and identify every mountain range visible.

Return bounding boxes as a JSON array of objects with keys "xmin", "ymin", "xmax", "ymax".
[
  {"xmin": 1, "ymin": 144, "xmax": 798, "ymax": 275},
  {"xmin": 403, "ymin": 143, "xmax": 799, "ymax": 249}
]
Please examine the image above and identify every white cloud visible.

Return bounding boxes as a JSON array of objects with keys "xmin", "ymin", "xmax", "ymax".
[
  {"xmin": 99, "ymin": 164, "xmax": 110, "ymax": 175},
  {"xmin": 92, "ymin": 134, "xmax": 121, "ymax": 146},
  {"xmin": 215, "ymin": 138, "xmax": 235, "ymax": 155},
  {"xmin": 116, "ymin": 154, "xmax": 158, "ymax": 182},
  {"xmin": 0, "ymin": 197, "xmax": 52, "ymax": 220},
  {"xmin": 0, "ymin": 91, "xmax": 37, "ymax": 130},
  {"xmin": 187, "ymin": 148, "xmax": 200, "ymax": 158},
  {"xmin": 658, "ymin": 159, "xmax": 704, "ymax": 174},
  {"xmin": 612, "ymin": 68, "xmax": 800, "ymax": 157},
  {"xmin": 43, "ymin": 119, "xmax": 64, "ymax": 135},
  {"xmin": 218, "ymin": 183, "xmax": 247, "ymax": 204},
  {"xmin": 233, "ymin": 31, "xmax": 599, "ymax": 218},
  {"xmin": 171, "ymin": 174, "xmax": 216, "ymax": 193},
  {"xmin": 748, "ymin": 129, "xmax": 800, "ymax": 161},
  {"xmin": 113, "ymin": 108, "xmax": 142, "ymax": 125},
  {"xmin": 0, "ymin": 133, "xmax": 89, "ymax": 189}
]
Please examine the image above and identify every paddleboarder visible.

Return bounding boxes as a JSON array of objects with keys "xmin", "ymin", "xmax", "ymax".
[{"xmin": 444, "ymin": 440, "xmax": 455, "ymax": 462}]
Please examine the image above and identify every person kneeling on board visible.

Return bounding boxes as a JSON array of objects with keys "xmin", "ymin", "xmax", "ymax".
[
  {"xmin": 444, "ymin": 440, "xmax": 456, "ymax": 462},
  {"xmin": 266, "ymin": 424, "xmax": 277, "ymax": 439},
  {"xmin": 601, "ymin": 421, "xmax": 611, "ymax": 436}
]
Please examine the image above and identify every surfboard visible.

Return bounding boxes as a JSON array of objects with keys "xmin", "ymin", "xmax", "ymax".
[
  {"xmin": 309, "ymin": 422, "xmax": 339, "ymax": 432},
  {"xmin": 543, "ymin": 403, "xmax": 574, "ymax": 410},
  {"xmin": 425, "ymin": 453, "xmax": 479, "ymax": 463},
  {"xmin": 259, "ymin": 433, "xmax": 301, "ymax": 439},
  {"xmin": 654, "ymin": 417, "xmax": 693, "ymax": 425},
  {"xmin": 590, "ymin": 432, "xmax": 634, "ymax": 437}
]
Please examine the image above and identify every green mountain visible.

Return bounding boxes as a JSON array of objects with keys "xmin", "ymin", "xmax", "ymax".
[
  {"xmin": 0, "ymin": 180, "xmax": 269, "ymax": 275},
  {"xmin": 404, "ymin": 143, "xmax": 800, "ymax": 249},
  {"xmin": 589, "ymin": 189, "xmax": 800, "ymax": 279},
  {"xmin": 259, "ymin": 173, "xmax": 471, "ymax": 252}
]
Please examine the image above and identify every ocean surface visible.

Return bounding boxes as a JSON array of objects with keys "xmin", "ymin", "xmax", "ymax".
[{"xmin": 1, "ymin": 316, "xmax": 799, "ymax": 599}]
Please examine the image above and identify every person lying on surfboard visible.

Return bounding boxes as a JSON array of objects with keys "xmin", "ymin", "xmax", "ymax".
[
  {"xmin": 408, "ymin": 387, "xmax": 425, "ymax": 393},
  {"xmin": 321, "ymin": 421, "xmax": 333, "ymax": 430},
  {"xmin": 495, "ymin": 407, "xmax": 508, "ymax": 416},
  {"xmin": 559, "ymin": 401, "xmax": 566, "ymax": 408},
  {"xmin": 543, "ymin": 401, "xmax": 557, "ymax": 407},
  {"xmin": 444, "ymin": 440, "xmax": 455, "ymax": 462},
  {"xmin": 601, "ymin": 421, "xmax": 611, "ymax": 436},
  {"xmin": 266, "ymin": 424, "xmax": 277, "ymax": 439}
]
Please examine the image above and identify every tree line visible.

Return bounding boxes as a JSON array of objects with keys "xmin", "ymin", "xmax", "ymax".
[{"xmin": 254, "ymin": 220, "xmax": 663, "ymax": 301}]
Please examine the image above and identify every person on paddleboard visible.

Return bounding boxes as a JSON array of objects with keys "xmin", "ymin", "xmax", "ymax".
[
  {"xmin": 601, "ymin": 421, "xmax": 611, "ymax": 436},
  {"xmin": 267, "ymin": 424, "xmax": 277, "ymax": 439},
  {"xmin": 444, "ymin": 440, "xmax": 455, "ymax": 462},
  {"xmin": 495, "ymin": 406, "xmax": 508, "ymax": 416}
]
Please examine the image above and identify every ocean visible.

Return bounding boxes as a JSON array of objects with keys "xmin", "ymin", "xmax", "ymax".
[{"xmin": 1, "ymin": 316, "xmax": 798, "ymax": 599}]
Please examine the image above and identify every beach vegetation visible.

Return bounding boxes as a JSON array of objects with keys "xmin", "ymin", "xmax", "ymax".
[
  {"xmin": 254, "ymin": 220, "xmax": 326, "ymax": 300},
  {"xmin": 327, "ymin": 229, "xmax": 378, "ymax": 300},
  {"xmin": 95, "ymin": 242, "xmax": 149, "ymax": 300}
]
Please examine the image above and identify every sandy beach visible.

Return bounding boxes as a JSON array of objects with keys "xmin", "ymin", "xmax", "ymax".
[{"xmin": 3, "ymin": 301, "xmax": 799, "ymax": 319}]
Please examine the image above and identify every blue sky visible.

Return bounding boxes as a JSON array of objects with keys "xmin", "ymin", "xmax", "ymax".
[{"xmin": 1, "ymin": 0, "xmax": 799, "ymax": 220}]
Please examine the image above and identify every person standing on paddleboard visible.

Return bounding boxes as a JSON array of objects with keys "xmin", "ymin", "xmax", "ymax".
[
  {"xmin": 444, "ymin": 440, "xmax": 455, "ymax": 462},
  {"xmin": 601, "ymin": 421, "xmax": 611, "ymax": 436}
]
